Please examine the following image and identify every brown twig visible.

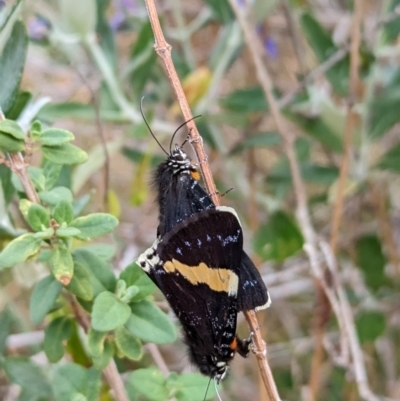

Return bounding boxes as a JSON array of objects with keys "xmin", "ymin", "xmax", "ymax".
[
  {"xmin": 144, "ymin": 0, "xmax": 219, "ymax": 206},
  {"xmin": 144, "ymin": 0, "xmax": 278, "ymax": 398},
  {"xmin": 0, "ymin": 112, "xmax": 40, "ymax": 204}
]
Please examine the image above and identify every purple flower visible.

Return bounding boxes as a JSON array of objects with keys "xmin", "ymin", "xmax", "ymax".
[
  {"xmin": 28, "ymin": 15, "xmax": 51, "ymax": 42},
  {"xmin": 265, "ymin": 37, "xmax": 278, "ymax": 58},
  {"xmin": 110, "ymin": 0, "xmax": 137, "ymax": 31}
]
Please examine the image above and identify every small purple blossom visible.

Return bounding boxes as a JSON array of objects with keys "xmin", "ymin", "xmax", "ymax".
[
  {"xmin": 28, "ymin": 15, "xmax": 51, "ymax": 42},
  {"xmin": 110, "ymin": 0, "xmax": 137, "ymax": 31},
  {"xmin": 265, "ymin": 37, "xmax": 278, "ymax": 59}
]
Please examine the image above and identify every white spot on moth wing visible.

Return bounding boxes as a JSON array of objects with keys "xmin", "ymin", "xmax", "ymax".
[{"xmin": 137, "ymin": 238, "xmax": 160, "ymax": 273}]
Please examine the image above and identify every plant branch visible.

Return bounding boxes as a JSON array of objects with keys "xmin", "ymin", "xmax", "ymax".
[
  {"xmin": 144, "ymin": 0, "xmax": 277, "ymax": 397},
  {"xmin": 144, "ymin": 0, "xmax": 219, "ymax": 205}
]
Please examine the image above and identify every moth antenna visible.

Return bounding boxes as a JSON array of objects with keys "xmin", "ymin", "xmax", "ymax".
[
  {"xmin": 169, "ymin": 115, "xmax": 202, "ymax": 154},
  {"xmin": 214, "ymin": 377, "xmax": 223, "ymax": 401},
  {"xmin": 203, "ymin": 377, "xmax": 212, "ymax": 401},
  {"xmin": 140, "ymin": 97, "xmax": 169, "ymax": 156}
]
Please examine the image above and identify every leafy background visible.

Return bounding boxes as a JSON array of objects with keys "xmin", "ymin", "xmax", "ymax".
[{"xmin": 1, "ymin": 0, "xmax": 400, "ymax": 400}]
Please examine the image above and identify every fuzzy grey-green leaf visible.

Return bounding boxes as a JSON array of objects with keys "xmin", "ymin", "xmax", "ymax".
[
  {"xmin": 0, "ymin": 234, "xmax": 42, "ymax": 269},
  {"xmin": 0, "ymin": 131, "xmax": 25, "ymax": 153},
  {"xmin": 30, "ymin": 275, "xmax": 62, "ymax": 324},
  {"xmin": 115, "ymin": 326, "xmax": 142, "ymax": 361},
  {"xmin": 42, "ymin": 143, "xmax": 88, "ymax": 165},
  {"xmin": 26, "ymin": 203, "xmax": 50, "ymax": 231},
  {"xmin": 44, "ymin": 317, "xmax": 73, "ymax": 362},
  {"xmin": 50, "ymin": 245, "xmax": 74, "ymax": 285},
  {"xmin": 70, "ymin": 213, "xmax": 118, "ymax": 240},
  {"xmin": 53, "ymin": 200, "xmax": 74, "ymax": 224},
  {"xmin": 40, "ymin": 128, "xmax": 75, "ymax": 146},
  {"xmin": 91, "ymin": 291, "xmax": 131, "ymax": 331},
  {"xmin": 0, "ymin": 119, "xmax": 25, "ymax": 139},
  {"xmin": 126, "ymin": 300, "xmax": 176, "ymax": 344}
]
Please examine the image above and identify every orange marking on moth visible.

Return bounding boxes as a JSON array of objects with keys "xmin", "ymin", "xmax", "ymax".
[
  {"xmin": 190, "ymin": 170, "xmax": 200, "ymax": 181},
  {"xmin": 163, "ymin": 259, "xmax": 238, "ymax": 295},
  {"xmin": 229, "ymin": 337, "xmax": 237, "ymax": 351}
]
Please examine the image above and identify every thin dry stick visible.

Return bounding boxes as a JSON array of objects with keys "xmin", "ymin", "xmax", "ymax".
[
  {"xmin": 310, "ymin": 1, "xmax": 362, "ymax": 400},
  {"xmin": 144, "ymin": 0, "xmax": 278, "ymax": 398},
  {"xmin": 144, "ymin": 0, "xmax": 219, "ymax": 206}
]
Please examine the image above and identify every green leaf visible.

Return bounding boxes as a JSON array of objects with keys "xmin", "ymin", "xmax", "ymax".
[
  {"xmin": 128, "ymin": 368, "xmax": 168, "ymax": 401},
  {"xmin": 50, "ymin": 244, "xmax": 74, "ymax": 285},
  {"xmin": 126, "ymin": 300, "xmax": 177, "ymax": 344},
  {"xmin": 0, "ymin": 131, "xmax": 25, "ymax": 152},
  {"xmin": 0, "ymin": 119, "xmax": 25, "ymax": 139},
  {"xmin": 56, "ymin": 227, "xmax": 82, "ymax": 238},
  {"xmin": 286, "ymin": 112, "xmax": 343, "ymax": 153},
  {"xmin": 0, "ymin": 21, "xmax": 28, "ymax": 114},
  {"xmin": 172, "ymin": 373, "xmax": 217, "ymax": 401},
  {"xmin": 0, "ymin": 233, "xmax": 42, "ymax": 269},
  {"xmin": 53, "ymin": 200, "xmax": 74, "ymax": 224},
  {"xmin": 96, "ymin": 0, "xmax": 117, "ymax": 68},
  {"xmin": 73, "ymin": 248, "xmax": 116, "ymax": 294},
  {"xmin": 87, "ymin": 328, "xmax": 107, "ymax": 357},
  {"xmin": 6, "ymin": 91, "xmax": 32, "ymax": 120},
  {"xmin": 119, "ymin": 263, "xmax": 156, "ymax": 301},
  {"xmin": 70, "ymin": 213, "xmax": 118, "ymax": 240},
  {"xmin": 30, "ymin": 275, "xmax": 62, "ymax": 324},
  {"xmin": 204, "ymin": 0, "xmax": 234, "ymax": 24},
  {"xmin": 356, "ymin": 235, "xmax": 388, "ymax": 292},
  {"xmin": 33, "ymin": 227, "xmax": 54, "ymax": 240},
  {"xmin": 84, "ymin": 369, "xmax": 102, "ymax": 401},
  {"xmin": 26, "ymin": 203, "xmax": 50, "ymax": 231},
  {"xmin": 4, "ymin": 357, "xmax": 52, "ymax": 399},
  {"xmin": 375, "ymin": 142, "xmax": 400, "ymax": 172},
  {"xmin": 91, "ymin": 291, "xmax": 131, "ymax": 331},
  {"xmin": 221, "ymin": 86, "xmax": 267, "ymax": 113},
  {"xmin": 92, "ymin": 339, "xmax": 113, "ymax": 369},
  {"xmin": 42, "ymin": 143, "xmax": 88, "ymax": 165},
  {"xmin": 382, "ymin": 0, "xmax": 400, "ymax": 43},
  {"xmin": 39, "ymin": 128, "xmax": 75, "ymax": 146},
  {"xmin": 39, "ymin": 186, "xmax": 73, "ymax": 205},
  {"xmin": 253, "ymin": 211, "xmax": 304, "ymax": 262},
  {"xmin": 231, "ymin": 132, "xmax": 281, "ymax": 154},
  {"xmin": 130, "ymin": 21, "xmax": 157, "ymax": 94},
  {"xmin": 300, "ymin": 13, "xmax": 349, "ymax": 96},
  {"xmin": 300, "ymin": 164, "xmax": 339, "ymax": 185},
  {"xmin": 66, "ymin": 261, "xmax": 94, "ymax": 301},
  {"xmin": 356, "ymin": 311, "xmax": 386, "ymax": 343},
  {"xmin": 368, "ymin": 69, "xmax": 400, "ymax": 139},
  {"xmin": 51, "ymin": 364, "xmax": 88, "ymax": 401},
  {"xmin": 44, "ymin": 317, "xmax": 73, "ymax": 362},
  {"xmin": 115, "ymin": 326, "xmax": 142, "ymax": 361},
  {"xmin": 79, "ymin": 243, "xmax": 116, "ymax": 261},
  {"xmin": 0, "ymin": 307, "xmax": 12, "ymax": 354},
  {"xmin": 43, "ymin": 161, "xmax": 62, "ymax": 190}
]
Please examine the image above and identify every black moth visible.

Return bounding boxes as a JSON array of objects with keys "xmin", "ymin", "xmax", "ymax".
[{"xmin": 137, "ymin": 145, "xmax": 270, "ymax": 382}]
